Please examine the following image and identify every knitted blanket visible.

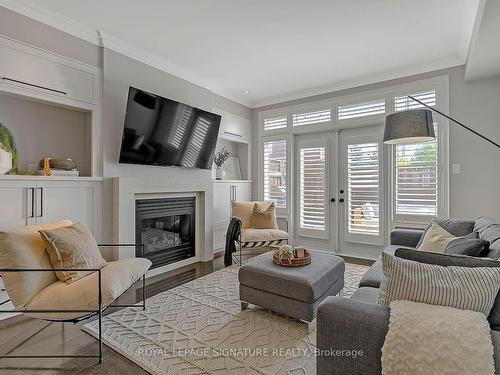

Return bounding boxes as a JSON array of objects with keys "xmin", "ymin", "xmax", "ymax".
[{"xmin": 382, "ymin": 300, "xmax": 495, "ymax": 375}]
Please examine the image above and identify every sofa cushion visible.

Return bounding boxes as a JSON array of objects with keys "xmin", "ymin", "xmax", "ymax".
[
  {"xmin": 350, "ymin": 287, "xmax": 379, "ymax": 304},
  {"xmin": 359, "ymin": 260, "xmax": 383, "ymax": 288},
  {"xmin": 25, "ymin": 257, "xmax": 152, "ymax": 321},
  {"xmin": 251, "ymin": 201, "xmax": 278, "ymax": 229},
  {"xmin": 444, "ymin": 232, "xmax": 489, "ymax": 257},
  {"xmin": 231, "ymin": 201, "xmax": 255, "ymax": 229},
  {"xmin": 474, "ymin": 217, "xmax": 500, "ymax": 259},
  {"xmin": 416, "ymin": 222, "xmax": 456, "ymax": 252},
  {"xmin": 0, "ymin": 220, "xmax": 73, "ymax": 308},
  {"xmin": 395, "ymin": 248, "xmax": 500, "ymax": 330},
  {"xmin": 240, "ymin": 228, "xmax": 288, "ymax": 243},
  {"xmin": 238, "ymin": 253, "xmax": 345, "ymax": 303},
  {"xmin": 416, "ymin": 218, "xmax": 475, "ymax": 248},
  {"xmin": 39, "ymin": 223, "xmax": 107, "ymax": 284},
  {"xmin": 379, "ymin": 252, "xmax": 500, "ymax": 316}
]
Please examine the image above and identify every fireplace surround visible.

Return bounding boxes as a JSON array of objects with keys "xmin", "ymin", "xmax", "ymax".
[{"xmin": 113, "ymin": 177, "xmax": 213, "ymax": 277}]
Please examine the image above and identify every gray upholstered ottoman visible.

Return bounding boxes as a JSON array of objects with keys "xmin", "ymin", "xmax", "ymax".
[{"xmin": 238, "ymin": 252, "xmax": 345, "ymax": 331}]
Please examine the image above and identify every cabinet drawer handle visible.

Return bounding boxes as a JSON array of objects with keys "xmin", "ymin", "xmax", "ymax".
[
  {"xmin": 1, "ymin": 77, "xmax": 67, "ymax": 95},
  {"xmin": 28, "ymin": 188, "xmax": 35, "ymax": 219},
  {"xmin": 224, "ymin": 131, "xmax": 242, "ymax": 138},
  {"xmin": 37, "ymin": 187, "xmax": 44, "ymax": 218}
]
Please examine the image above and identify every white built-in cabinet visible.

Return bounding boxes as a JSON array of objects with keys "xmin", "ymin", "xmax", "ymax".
[
  {"xmin": 0, "ymin": 177, "xmax": 102, "ymax": 240},
  {"xmin": 212, "ymin": 181, "xmax": 252, "ymax": 252},
  {"xmin": 0, "ymin": 36, "xmax": 100, "ymax": 105}
]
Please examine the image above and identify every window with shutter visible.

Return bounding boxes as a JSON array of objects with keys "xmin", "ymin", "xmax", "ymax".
[
  {"xmin": 394, "ymin": 128, "xmax": 438, "ymax": 217},
  {"xmin": 347, "ymin": 142, "xmax": 380, "ymax": 236},
  {"xmin": 263, "ymin": 139, "xmax": 287, "ymax": 208},
  {"xmin": 299, "ymin": 145, "xmax": 327, "ymax": 232},
  {"xmin": 264, "ymin": 116, "xmax": 287, "ymax": 131},
  {"xmin": 393, "ymin": 90, "xmax": 439, "ymax": 220},
  {"xmin": 338, "ymin": 99, "xmax": 385, "ymax": 120},
  {"xmin": 293, "ymin": 109, "xmax": 331, "ymax": 126}
]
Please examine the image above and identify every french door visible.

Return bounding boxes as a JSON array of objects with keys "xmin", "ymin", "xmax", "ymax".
[
  {"xmin": 294, "ymin": 132, "xmax": 337, "ymax": 252},
  {"xmin": 293, "ymin": 126, "xmax": 384, "ymax": 257}
]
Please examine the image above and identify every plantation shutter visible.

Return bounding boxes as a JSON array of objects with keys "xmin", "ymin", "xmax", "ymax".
[
  {"xmin": 394, "ymin": 90, "xmax": 439, "ymax": 219},
  {"xmin": 293, "ymin": 109, "xmax": 331, "ymax": 126},
  {"xmin": 263, "ymin": 139, "xmax": 287, "ymax": 208},
  {"xmin": 347, "ymin": 142, "xmax": 380, "ymax": 236},
  {"xmin": 299, "ymin": 143, "xmax": 327, "ymax": 233},
  {"xmin": 338, "ymin": 99, "xmax": 385, "ymax": 120},
  {"xmin": 264, "ymin": 116, "xmax": 287, "ymax": 131}
]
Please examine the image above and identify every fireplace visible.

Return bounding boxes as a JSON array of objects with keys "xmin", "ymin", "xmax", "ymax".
[{"xmin": 135, "ymin": 197, "xmax": 195, "ymax": 269}]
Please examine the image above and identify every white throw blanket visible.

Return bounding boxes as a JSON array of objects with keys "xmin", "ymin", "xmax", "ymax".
[{"xmin": 382, "ymin": 300, "xmax": 495, "ymax": 375}]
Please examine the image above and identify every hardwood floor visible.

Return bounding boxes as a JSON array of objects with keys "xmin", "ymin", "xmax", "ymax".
[{"xmin": 0, "ymin": 255, "xmax": 225, "ymax": 374}]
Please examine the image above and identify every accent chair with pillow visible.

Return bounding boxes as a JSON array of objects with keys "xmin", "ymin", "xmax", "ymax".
[
  {"xmin": 224, "ymin": 201, "xmax": 288, "ymax": 266},
  {"xmin": 0, "ymin": 220, "xmax": 151, "ymax": 363},
  {"xmin": 316, "ymin": 216, "xmax": 500, "ymax": 375}
]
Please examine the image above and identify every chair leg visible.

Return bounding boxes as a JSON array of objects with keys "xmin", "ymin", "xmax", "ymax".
[
  {"xmin": 241, "ymin": 301, "xmax": 249, "ymax": 310},
  {"xmin": 142, "ymin": 275, "xmax": 146, "ymax": 311},
  {"xmin": 98, "ymin": 308, "xmax": 102, "ymax": 364}
]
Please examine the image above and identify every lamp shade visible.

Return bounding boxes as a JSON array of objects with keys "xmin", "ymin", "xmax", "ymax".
[{"xmin": 383, "ymin": 109, "xmax": 435, "ymax": 144}]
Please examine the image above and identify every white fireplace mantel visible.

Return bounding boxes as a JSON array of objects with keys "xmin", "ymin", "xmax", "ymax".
[{"xmin": 112, "ymin": 177, "xmax": 213, "ymax": 276}]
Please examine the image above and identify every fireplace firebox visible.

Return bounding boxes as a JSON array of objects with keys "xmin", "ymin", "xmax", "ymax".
[{"xmin": 135, "ymin": 197, "xmax": 195, "ymax": 269}]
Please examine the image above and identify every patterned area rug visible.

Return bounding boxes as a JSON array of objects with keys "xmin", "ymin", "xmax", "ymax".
[{"xmin": 83, "ymin": 260, "xmax": 369, "ymax": 374}]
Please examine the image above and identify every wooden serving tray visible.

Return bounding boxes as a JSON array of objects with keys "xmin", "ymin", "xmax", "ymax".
[{"xmin": 273, "ymin": 249, "xmax": 311, "ymax": 267}]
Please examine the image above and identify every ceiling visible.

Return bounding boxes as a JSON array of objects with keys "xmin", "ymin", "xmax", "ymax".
[{"xmin": 1, "ymin": 0, "xmax": 481, "ymax": 107}]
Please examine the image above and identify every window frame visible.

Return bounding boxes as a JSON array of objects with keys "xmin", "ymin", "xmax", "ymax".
[{"xmin": 388, "ymin": 86, "xmax": 449, "ymax": 228}]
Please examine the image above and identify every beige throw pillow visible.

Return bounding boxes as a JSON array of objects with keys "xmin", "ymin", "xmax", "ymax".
[
  {"xmin": 416, "ymin": 222, "xmax": 456, "ymax": 253},
  {"xmin": 231, "ymin": 201, "xmax": 255, "ymax": 229},
  {"xmin": 39, "ymin": 223, "xmax": 107, "ymax": 284},
  {"xmin": 252, "ymin": 201, "xmax": 278, "ymax": 229}
]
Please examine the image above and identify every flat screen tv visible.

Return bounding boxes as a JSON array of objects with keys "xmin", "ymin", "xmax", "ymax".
[{"xmin": 119, "ymin": 87, "xmax": 221, "ymax": 170}]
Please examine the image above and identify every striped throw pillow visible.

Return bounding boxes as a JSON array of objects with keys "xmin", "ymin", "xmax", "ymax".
[{"xmin": 378, "ymin": 252, "xmax": 500, "ymax": 316}]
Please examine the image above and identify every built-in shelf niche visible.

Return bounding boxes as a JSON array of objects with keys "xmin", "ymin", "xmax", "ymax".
[
  {"xmin": 0, "ymin": 93, "xmax": 92, "ymax": 176},
  {"xmin": 214, "ymin": 138, "xmax": 250, "ymax": 180}
]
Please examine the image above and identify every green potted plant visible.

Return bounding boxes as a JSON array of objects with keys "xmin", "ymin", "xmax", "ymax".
[
  {"xmin": 0, "ymin": 123, "xmax": 18, "ymax": 175},
  {"xmin": 213, "ymin": 147, "xmax": 231, "ymax": 180}
]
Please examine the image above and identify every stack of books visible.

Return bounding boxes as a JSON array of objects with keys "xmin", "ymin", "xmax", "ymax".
[{"xmin": 37, "ymin": 168, "xmax": 79, "ymax": 176}]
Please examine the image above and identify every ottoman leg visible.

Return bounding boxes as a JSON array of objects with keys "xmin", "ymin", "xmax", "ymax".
[{"xmin": 241, "ymin": 301, "xmax": 249, "ymax": 310}]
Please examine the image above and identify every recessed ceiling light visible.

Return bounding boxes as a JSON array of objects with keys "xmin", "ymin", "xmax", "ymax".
[{"xmin": 243, "ymin": 90, "xmax": 250, "ymax": 94}]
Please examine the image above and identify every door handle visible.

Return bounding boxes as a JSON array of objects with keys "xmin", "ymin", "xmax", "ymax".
[
  {"xmin": 339, "ymin": 189, "xmax": 344, "ymax": 194},
  {"xmin": 37, "ymin": 187, "xmax": 43, "ymax": 217},
  {"xmin": 330, "ymin": 198, "xmax": 336, "ymax": 203},
  {"xmin": 339, "ymin": 198, "xmax": 345, "ymax": 203}
]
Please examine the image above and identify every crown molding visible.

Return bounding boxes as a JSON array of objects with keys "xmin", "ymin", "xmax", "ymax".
[{"xmin": 250, "ymin": 56, "xmax": 464, "ymax": 108}]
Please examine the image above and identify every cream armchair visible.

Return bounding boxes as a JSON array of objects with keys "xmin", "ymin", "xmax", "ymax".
[
  {"xmin": 0, "ymin": 220, "xmax": 151, "ymax": 363},
  {"xmin": 225, "ymin": 201, "xmax": 289, "ymax": 266}
]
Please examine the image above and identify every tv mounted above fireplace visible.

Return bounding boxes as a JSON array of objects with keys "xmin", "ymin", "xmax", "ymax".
[{"xmin": 119, "ymin": 87, "xmax": 221, "ymax": 170}]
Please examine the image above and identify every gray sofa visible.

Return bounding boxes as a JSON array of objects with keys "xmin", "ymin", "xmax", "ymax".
[{"xmin": 317, "ymin": 217, "xmax": 500, "ymax": 375}]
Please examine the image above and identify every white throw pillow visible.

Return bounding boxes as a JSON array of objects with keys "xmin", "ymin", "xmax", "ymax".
[
  {"xmin": 416, "ymin": 222, "xmax": 456, "ymax": 253},
  {"xmin": 378, "ymin": 253, "xmax": 500, "ymax": 316}
]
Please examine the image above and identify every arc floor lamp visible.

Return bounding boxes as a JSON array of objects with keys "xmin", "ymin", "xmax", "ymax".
[{"xmin": 383, "ymin": 95, "xmax": 500, "ymax": 150}]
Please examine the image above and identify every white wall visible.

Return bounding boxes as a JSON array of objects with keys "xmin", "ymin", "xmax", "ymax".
[{"xmin": 253, "ymin": 66, "xmax": 500, "ymax": 221}]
